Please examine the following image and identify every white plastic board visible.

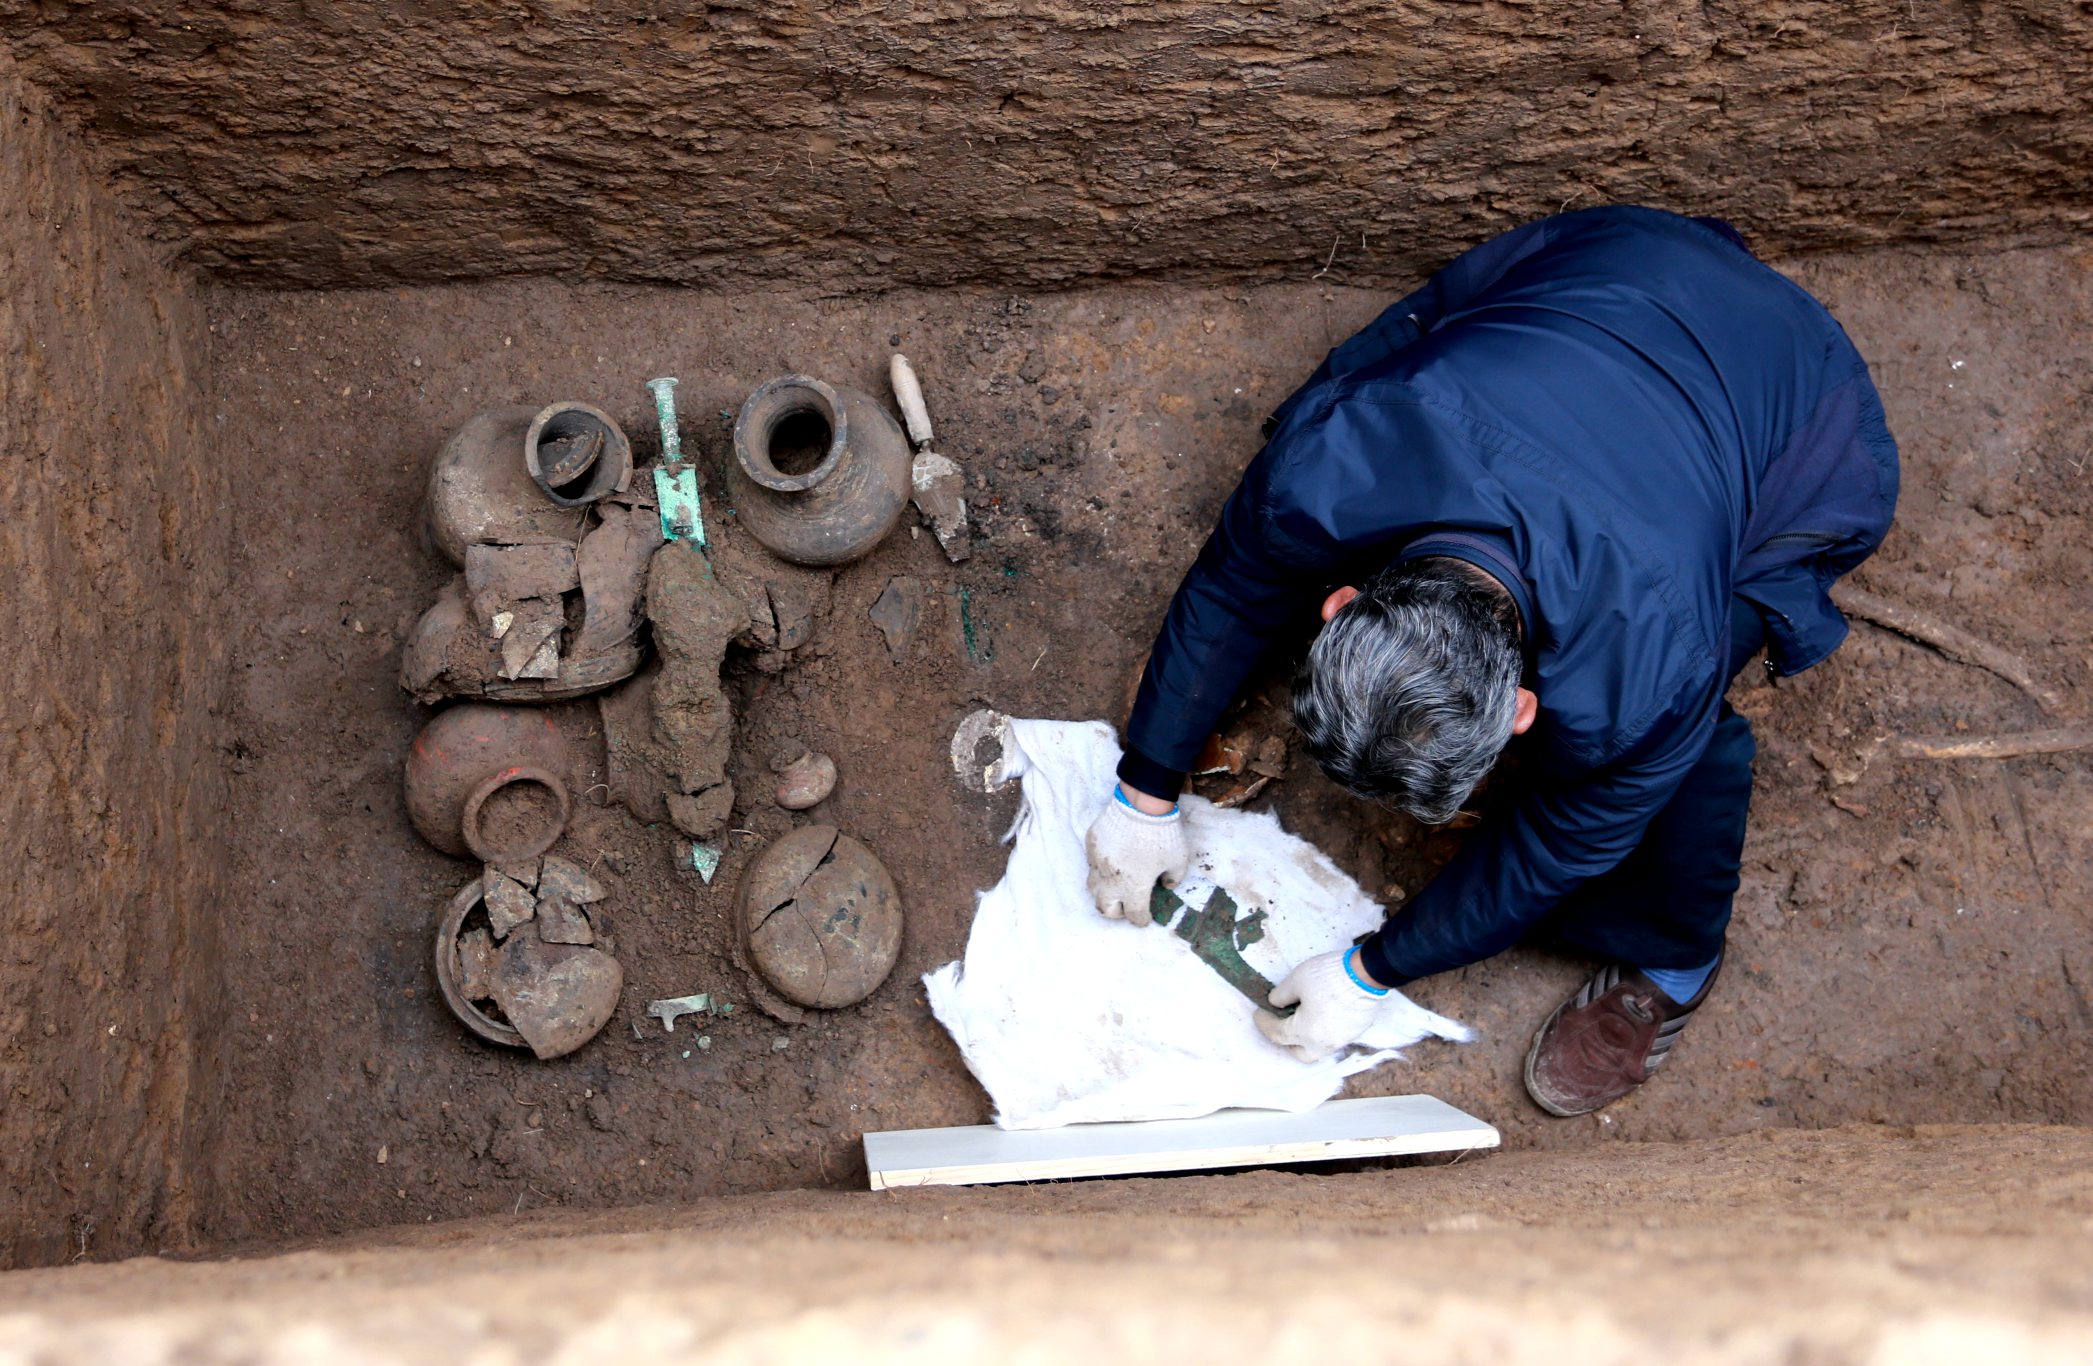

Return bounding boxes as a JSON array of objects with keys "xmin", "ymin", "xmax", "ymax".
[{"xmin": 863, "ymin": 1094, "xmax": 1499, "ymax": 1190}]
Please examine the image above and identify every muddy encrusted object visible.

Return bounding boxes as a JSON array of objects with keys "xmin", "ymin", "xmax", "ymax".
[
  {"xmin": 737, "ymin": 826, "xmax": 902, "ymax": 1009},
  {"xmin": 426, "ymin": 403, "xmax": 633, "ymax": 565},
  {"xmin": 598, "ymin": 540, "xmax": 748, "ymax": 835},
  {"xmin": 705, "ymin": 529, "xmax": 834, "ymax": 670},
  {"xmin": 726, "ymin": 375, "xmax": 912, "ymax": 567},
  {"xmin": 405, "ymin": 705, "xmax": 572, "ymax": 862},
  {"xmin": 434, "ymin": 859, "xmax": 622, "ymax": 1059}
]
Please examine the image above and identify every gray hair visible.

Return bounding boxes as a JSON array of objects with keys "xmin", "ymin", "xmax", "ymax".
[{"xmin": 1292, "ymin": 558, "xmax": 1523, "ymax": 824}]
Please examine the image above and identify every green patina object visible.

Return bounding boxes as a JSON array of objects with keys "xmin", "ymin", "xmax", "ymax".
[
  {"xmin": 647, "ymin": 376, "xmax": 707, "ymax": 547},
  {"xmin": 957, "ymin": 586, "xmax": 992, "ymax": 663},
  {"xmin": 1148, "ymin": 884, "xmax": 1290, "ymax": 1013}
]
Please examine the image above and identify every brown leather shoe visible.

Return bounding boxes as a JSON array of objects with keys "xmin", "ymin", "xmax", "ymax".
[{"xmin": 1523, "ymin": 955, "xmax": 1722, "ymax": 1117}]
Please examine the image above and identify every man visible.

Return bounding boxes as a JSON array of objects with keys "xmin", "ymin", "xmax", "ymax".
[{"xmin": 1085, "ymin": 205, "xmax": 1898, "ymax": 1116}]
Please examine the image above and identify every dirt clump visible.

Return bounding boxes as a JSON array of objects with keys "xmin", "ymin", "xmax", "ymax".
[{"xmin": 625, "ymin": 541, "xmax": 748, "ymax": 839}]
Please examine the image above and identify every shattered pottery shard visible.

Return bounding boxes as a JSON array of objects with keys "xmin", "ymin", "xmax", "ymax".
[
  {"xmin": 536, "ymin": 896, "xmax": 596, "ymax": 946},
  {"xmin": 465, "ymin": 542, "xmax": 582, "ymax": 625},
  {"xmin": 498, "ymin": 597, "xmax": 564, "ymax": 680},
  {"xmin": 489, "ymin": 927, "xmax": 624, "ymax": 1060},
  {"xmin": 489, "ymin": 857, "xmax": 541, "ymax": 891},
  {"xmin": 483, "ymin": 871, "xmax": 537, "ymax": 940},
  {"xmin": 538, "ymin": 854, "xmax": 607, "ymax": 905}
]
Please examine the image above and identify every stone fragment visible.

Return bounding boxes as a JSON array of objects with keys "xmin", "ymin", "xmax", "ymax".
[
  {"xmin": 773, "ymin": 751, "xmax": 836, "ymax": 810},
  {"xmin": 910, "ymin": 451, "xmax": 970, "ymax": 563},
  {"xmin": 869, "ymin": 576, "xmax": 926, "ymax": 662}
]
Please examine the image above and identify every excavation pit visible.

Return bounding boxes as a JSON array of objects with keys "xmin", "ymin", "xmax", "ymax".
[{"xmin": 2, "ymin": 6, "xmax": 2091, "ymax": 1352}]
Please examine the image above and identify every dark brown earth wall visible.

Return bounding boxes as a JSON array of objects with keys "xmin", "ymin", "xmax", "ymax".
[
  {"xmin": 3, "ymin": 0, "xmax": 2090, "ymax": 291},
  {"xmin": 0, "ymin": 49, "xmax": 228, "ymax": 1267}
]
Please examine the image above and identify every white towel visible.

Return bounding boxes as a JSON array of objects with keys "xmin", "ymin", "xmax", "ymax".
[{"xmin": 925, "ymin": 716, "xmax": 1471, "ymax": 1130}]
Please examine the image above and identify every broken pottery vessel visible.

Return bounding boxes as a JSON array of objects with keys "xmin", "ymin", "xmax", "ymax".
[
  {"xmin": 737, "ymin": 825, "xmax": 902, "ymax": 1009},
  {"xmin": 434, "ymin": 869, "xmax": 622, "ymax": 1059},
  {"xmin": 524, "ymin": 401, "xmax": 632, "ymax": 509},
  {"xmin": 404, "ymin": 704, "xmax": 572, "ymax": 862},
  {"xmin": 401, "ymin": 493, "xmax": 661, "ymax": 704},
  {"xmin": 426, "ymin": 402, "xmax": 633, "ymax": 565},
  {"xmin": 726, "ymin": 375, "xmax": 912, "ymax": 567},
  {"xmin": 404, "ymin": 400, "xmax": 652, "ymax": 704}
]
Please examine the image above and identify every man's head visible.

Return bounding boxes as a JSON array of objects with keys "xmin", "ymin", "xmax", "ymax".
[{"xmin": 1292, "ymin": 558, "xmax": 1532, "ymax": 824}]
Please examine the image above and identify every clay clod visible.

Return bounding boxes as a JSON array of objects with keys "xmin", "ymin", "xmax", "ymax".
[
  {"xmin": 773, "ymin": 751, "xmax": 837, "ymax": 810},
  {"xmin": 631, "ymin": 541, "xmax": 746, "ymax": 836},
  {"xmin": 737, "ymin": 826, "xmax": 902, "ymax": 1010}
]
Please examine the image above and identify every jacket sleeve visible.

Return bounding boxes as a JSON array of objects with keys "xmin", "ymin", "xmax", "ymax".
[
  {"xmin": 1118, "ymin": 452, "xmax": 1333, "ymax": 799},
  {"xmin": 1357, "ymin": 677, "xmax": 1721, "ymax": 986}
]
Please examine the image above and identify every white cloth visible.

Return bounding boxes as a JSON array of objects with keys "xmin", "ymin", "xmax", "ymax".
[{"xmin": 925, "ymin": 717, "xmax": 1471, "ymax": 1129}]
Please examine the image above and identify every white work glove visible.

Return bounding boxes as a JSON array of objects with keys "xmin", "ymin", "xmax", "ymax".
[
  {"xmin": 1084, "ymin": 793, "xmax": 1191, "ymax": 928},
  {"xmin": 1255, "ymin": 947, "xmax": 1389, "ymax": 1063}
]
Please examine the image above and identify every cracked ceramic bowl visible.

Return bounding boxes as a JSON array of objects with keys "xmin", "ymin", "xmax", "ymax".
[{"xmin": 736, "ymin": 825, "xmax": 902, "ymax": 1009}]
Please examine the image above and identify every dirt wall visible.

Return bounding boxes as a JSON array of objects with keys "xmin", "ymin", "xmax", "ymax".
[
  {"xmin": 0, "ymin": 1125, "xmax": 2088, "ymax": 1362},
  {"xmin": 0, "ymin": 49, "xmax": 227, "ymax": 1267},
  {"xmin": 3, "ymin": 1, "xmax": 2089, "ymax": 291}
]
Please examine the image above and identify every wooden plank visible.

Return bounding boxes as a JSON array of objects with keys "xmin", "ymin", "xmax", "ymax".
[{"xmin": 863, "ymin": 1095, "xmax": 1499, "ymax": 1191}]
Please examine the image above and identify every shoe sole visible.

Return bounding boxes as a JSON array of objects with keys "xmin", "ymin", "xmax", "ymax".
[{"xmin": 1522, "ymin": 1002, "xmax": 1593, "ymax": 1118}]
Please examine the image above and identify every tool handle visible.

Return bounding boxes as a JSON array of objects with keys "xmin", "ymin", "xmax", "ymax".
[
  {"xmin": 645, "ymin": 376, "xmax": 684, "ymax": 464},
  {"xmin": 890, "ymin": 354, "xmax": 935, "ymax": 449}
]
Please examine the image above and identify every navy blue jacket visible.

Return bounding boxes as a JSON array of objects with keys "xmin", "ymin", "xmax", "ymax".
[{"xmin": 1120, "ymin": 206, "xmax": 1898, "ymax": 984}]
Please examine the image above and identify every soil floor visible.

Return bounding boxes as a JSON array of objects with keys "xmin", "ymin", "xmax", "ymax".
[
  {"xmin": 192, "ymin": 239, "xmax": 2093, "ymax": 1249},
  {"xmin": 5, "ymin": 1126, "xmax": 2090, "ymax": 1361}
]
